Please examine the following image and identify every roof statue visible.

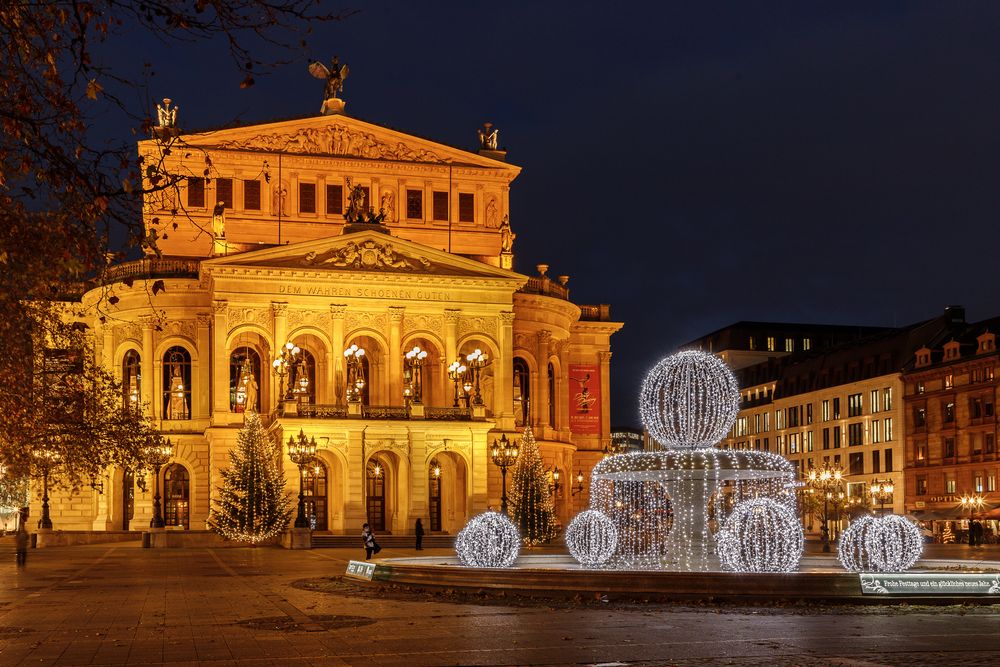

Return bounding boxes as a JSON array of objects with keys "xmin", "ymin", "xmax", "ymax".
[
  {"xmin": 153, "ymin": 98, "xmax": 179, "ymax": 138},
  {"xmin": 343, "ymin": 177, "xmax": 387, "ymax": 227},
  {"xmin": 309, "ymin": 56, "xmax": 350, "ymax": 115},
  {"xmin": 477, "ymin": 122, "xmax": 499, "ymax": 150}
]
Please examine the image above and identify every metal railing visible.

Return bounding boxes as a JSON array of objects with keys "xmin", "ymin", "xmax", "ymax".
[
  {"xmin": 362, "ymin": 405, "xmax": 410, "ymax": 420},
  {"xmin": 296, "ymin": 404, "xmax": 349, "ymax": 419},
  {"xmin": 425, "ymin": 406, "xmax": 472, "ymax": 421}
]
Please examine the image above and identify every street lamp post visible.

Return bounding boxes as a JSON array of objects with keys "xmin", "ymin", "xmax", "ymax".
[
  {"xmin": 147, "ymin": 435, "xmax": 174, "ymax": 529},
  {"xmin": 806, "ymin": 462, "xmax": 844, "ymax": 553},
  {"xmin": 272, "ymin": 341, "xmax": 301, "ymax": 405},
  {"xmin": 34, "ymin": 446, "xmax": 60, "ymax": 530},
  {"xmin": 343, "ymin": 344, "xmax": 366, "ymax": 403},
  {"xmin": 490, "ymin": 433, "xmax": 519, "ymax": 514},
  {"xmin": 869, "ymin": 478, "xmax": 895, "ymax": 515},
  {"xmin": 465, "ymin": 348, "xmax": 490, "ymax": 407},
  {"xmin": 287, "ymin": 430, "xmax": 318, "ymax": 529},
  {"xmin": 403, "ymin": 346, "xmax": 428, "ymax": 405},
  {"xmin": 447, "ymin": 359, "xmax": 468, "ymax": 408}
]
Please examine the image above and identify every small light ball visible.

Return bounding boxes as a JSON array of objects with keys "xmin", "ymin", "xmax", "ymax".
[
  {"xmin": 838, "ymin": 514, "xmax": 923, "ymax": 573},
  {"xmin": 718, "ymin": 498, "xmax": 803, "ymax": 573},
  {"xmin": 566, "ymin": 510, "xmax": 618, "ymax": 567},
  {"xmin": 456, "ymin": 511, "xmax": 520, "ymax": 568},
  {"xmin": 640, "ymin": 350, "xmax": 740, "ymax": 449}
]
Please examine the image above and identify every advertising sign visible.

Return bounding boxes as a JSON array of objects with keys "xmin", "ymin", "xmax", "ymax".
[
  {"xmin": 345, "ymin": 560, "xmax": 377, "ymax": 581},
  {"xmin": 859, "ymin": 573, "xmax": 1000, "ymax": 595},
  {"xmin": 568, "ymin": 364, "xmax": 600, "ymax": 435}
]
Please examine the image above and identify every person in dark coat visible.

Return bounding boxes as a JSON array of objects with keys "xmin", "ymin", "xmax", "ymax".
[
  {"xmin": 15, "ymin": 525, "xmax": 29, "ymax": 567},
  {"xmin": 415, "ymin": 518, "xmax": 425, "ymax": 550},
  {"xmin": 362, "ymin": 523, "xmax": 379, "ymax": 560}
]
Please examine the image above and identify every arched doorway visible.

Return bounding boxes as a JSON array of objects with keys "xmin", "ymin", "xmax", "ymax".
[
  {"xmin": 429, "ymin": 459, "xmax": 442, "ymax": 532},
  {"xmin": 303, "ymin": 461, "xmax": 328, "ymax": 531},
  {"xmin": 366, "ymin": 458, "xmax": 387, "ymax": 532},
  {"xmin": 163, "ymin": 463, "xmax": 190, "ymax": 528},
  {"xmin": 430, "ymin": 451, "xmax": 468, "ymax": 533}
]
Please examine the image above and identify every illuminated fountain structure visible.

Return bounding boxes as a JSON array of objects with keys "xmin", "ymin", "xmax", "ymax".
[{"xmin": 590, "ymin": 351, "xmax": 796, "ymax": 571}]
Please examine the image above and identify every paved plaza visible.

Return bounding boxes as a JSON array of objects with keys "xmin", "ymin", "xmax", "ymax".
[{"xmin": 0, "ymin": 538, "xmax": 998, "ymax": 666}]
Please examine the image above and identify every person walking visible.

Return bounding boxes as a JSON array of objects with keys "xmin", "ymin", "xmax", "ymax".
[
  {"xmin": 415, "ymin": 518, "xmax": 425, "ymax": 551},
  {"xmin": 15, "ymin": 524, "xmax": 29, "ymax": 567},
  {"xmin": 362, "ymin": 523, "xmax": 380, "ymax": 560}
]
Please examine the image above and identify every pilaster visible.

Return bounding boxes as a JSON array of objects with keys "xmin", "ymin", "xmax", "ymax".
[
  {"xmin": 599, "ymin": 350, "xmax": 612, "ymax": 441},
  {"xmin": 331, "ymin": 304, "xmax": 347, "ymax": 404},
  {"xmin": 496, "ymin": 311, "xmax": 516, "ymax": 430},
  {"xmin": 272, "ymin": 302, "xmax": 288, "ymax": 407},
  {"xmin": 211, "ymin": 301, "xmax": 229, "ymax": 417},
  {"xmin": 140, "ymin": 316, "xmax": 155, "ymax": 420},
  {"xmin": 536, "ymin": 330, "xmax": 552, "ymax": 429},
  {"xmin": 196, "ymin": 313, "xmax": 211, "ymax": 419},
  {"xmin": 388, "ymin": 306, "xmax": 404, "ymax": 402}
]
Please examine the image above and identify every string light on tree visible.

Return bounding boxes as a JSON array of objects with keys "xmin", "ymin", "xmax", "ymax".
[
  {"xmin": 566, "ymin": 509, "xmax": 618, "ymax": 567},
  {"xmin": 508, "ymin": 420, "xmax": 557, "ymax": 546},
  {"xmin": 717, "ymin": 498, "xmax": 803, "ymax": 573},
  {"xmin": 838, "ymin": 514, "xmax": 923, "ymax": 573},
  {"xmin": 455, "ymin": 511, "xmax": 520, "ymax": 568},
  {"xmin": 209, "ymin": 411, "xmax": 293, "ymax": 544},
  {"xmin": 639, "ymin": 350, "xmax": 741, "ymax": 449}
]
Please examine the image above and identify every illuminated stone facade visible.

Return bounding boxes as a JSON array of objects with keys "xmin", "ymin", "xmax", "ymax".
[{"xmin": 35, "ymin": 111, "xmax": 621, "ymax": 536}]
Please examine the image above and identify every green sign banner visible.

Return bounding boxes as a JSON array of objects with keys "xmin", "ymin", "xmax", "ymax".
[{"xmin": 860, "ymin": 572, "xmax": 1000, "ymax": 595}]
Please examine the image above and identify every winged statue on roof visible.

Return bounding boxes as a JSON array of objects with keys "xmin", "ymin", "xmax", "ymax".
[{"xmin": 309, "ymin": 56, "xmax": 350, "ymax": 102}]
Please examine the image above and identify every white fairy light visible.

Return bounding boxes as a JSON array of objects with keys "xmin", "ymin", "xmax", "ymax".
[
  {"xmin": 838, "ymin": 514, "xmax": 923, "ymax": 573},
  {"xmin": 639, "ymin": 350, "xmax": 740, "ymax": 450},
  {"xmin": 455, "ymin": 511, "xmax": 520, "ymax": 568},
  {"xmin": 717, "ymin": 498, "xmax": 803, "ymax": 573},
  {"xmin": 566, "ymin": 510, "xmax": 618, "ymax": 567}
]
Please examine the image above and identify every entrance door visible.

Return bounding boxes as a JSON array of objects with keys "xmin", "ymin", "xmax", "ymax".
[
  {"xmin": 366, "ymin": 460, "xmax": 386, "ymax": 532},
  {"xmin": 163, "ymin": 464, "xmax": 190, "ymax": 528},
  {"xmin": 304, "ymin": 462, "xmax": 328, "ymax": 531},
  {"xmin": 429, "ymin": 461, "xmax": 442, "ymax": 532},
  {"xmin": 122, "ymin": 470, "xmax": 134, "ymax": 531}
]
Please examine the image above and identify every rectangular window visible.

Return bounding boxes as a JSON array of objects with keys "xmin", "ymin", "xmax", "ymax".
[
  {"xmin": 916, "ymin": 476, "xmax": 927, "ymax": 495},
  {"xmin": 871, "ymin": 419, "xmax": 881, "ymax": 444},
  {"xmin": 916, "ymin": 442, "xmax": 928, "ymax": 462},
  {"xmin": 806, "ymin": 431, "xmax": 814, "ymax": 452},
  {"xmin": 989, "ymin": 475, "xmax": 997, "ymax": 492},
  {"xmin": 326, "ymin": 184, "xmax": 343, "ymax": 215},
  {"xmin": 763, "ymin": 437, "xmax": 769, "ymax": 452},
  {"xmin": 458, "ymin": 193, "xmax": 475, "ymax": 222},
  {"xmin": 187, "ymin": 177, "xmax": 205, "ymax": 208},
  {"xmin": 406, "ymin": 189, "xmax": 423, "ymax": 219},
  {"xmin": 822, "ymin": 400, "xmax": 830, "ymax": 421},
  {"xmin": 833, "ymin": 426, "xmax": 841, "ymax": 448},
  {"xmin": 974, "ymin": 475, "xmax": 984, "ymax": 493},
  {"xmin": 849, "ymin": 452, "xmax": 864, "ymax": 475},
  {"xmin": 917, "ymin": 382, "xmax": 925, "ymax": 394},
  {"xmin": 884, "ymin": 418, "xmax": 893, "ymax": 441},
  {"xmin": 973, "ymin": 434, "xmax": 983, "ymax": 456},
  {"xmin": 806, "ymin": 403, "xmax": 813, "ymax": 424},
  {"xmin": 299, "ymin": 182, "xmax": 316, "ymax": 214},
  {"xmin": 945, "ymin": 374, "xmax": 954, "ymax": 389},
  {"xmin": 785, "ymin": 338, "xmax": 795, "ymax": 352},
  {"xmin": 433, "ymin": 191, "xmax": 449, "ymax": 221},
  {"xmin": 788, "ymin": 433, "xmax": 799, "ymax": 454},
  {"xmin": 833, "ymin": 398, "xmax": 841, "ymax": 419},
  {"xmin": 822, "ymin": 428, "xmax": 830, "ymax": 450},
  {"xmin": 872, "ymin": 450, "xmax": 881, "ymax": 474},
  {"xmin": 883, "ymin": 387, "xmax": 892, "ymax": 411},
  {"xmin": 885, "ymin": 448, "xmax": 893, "ymax": 472},
  {"xmin": 987, "ymin": 367, "xmax": 996, "ymax": 381},
  {"xmin": 803, "ymin": 338, "xmax": 811, "ymax": 351},
  {"xmin": 848, "ymin": 422, "xmax": 863, "ymax": 446},
  {"xmin": 944, "ymin": 437, "xmax": 956, "ymax": 458},
  {"xmin": 870, "ymin": 390, "xmax": 880, "ymax": 414},
  {"xmin": 776, "ymin": 409, "xmax": 784, "ymax": 430},
  {"xmin": 848, "ymin": 393, "xmax": 863, "ymax": 417},
  {"xmin": 987, "ymin": 433, "xmax": 996, "ymax": 454},
  {"xmin": 764, "ymin": 412, "xmax": 770, "ymax": 432},
  {"xmin": 244, "ymin": 179, "xmax": 261, "ymax": 210},
  {"xmin": 987, "ymin": 401, "xmax": 995, "ymax": 417},
  {"xmin": 944, "ymin": 402, "xmax": 955, "ymax": 423},
  {"xmin": 946, "ymin": 478, "xmax": 956, "ymax": 493},
  {"xmin": 972, "ymin": 398, "xmax": 983, "ymax": 419},
  {"xmin": 767, "ymin": 336, "xmax": 775, "ymax": 351},
  {"xmin": 915, "ymin": 408, "xmax": 926, "ymax": 427},
  {"xmin": 788, "ymin": 406, "xmax": 799, "ymax": 428},
  {"xmin": 216, "ymin": 178, "xmax": 233, "ymax": 209},
  {"xmin": 834, "ymin": 454, "xmax": 842, "ymax": 466}
]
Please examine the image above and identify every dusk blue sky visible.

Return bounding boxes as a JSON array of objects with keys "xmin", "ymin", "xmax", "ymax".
[{"xmin": 99, "ymin": 2, "xmax": 1000, "ymax": 424}]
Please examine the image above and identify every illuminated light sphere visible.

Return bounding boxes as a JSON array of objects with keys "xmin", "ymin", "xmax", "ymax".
[
  {"xmin": 838, "ymin": 514, "xmax": 923, "ymax": 573},
  {"xmin": 566, "ymin": 510, "xmax": 618, "ymax": 567},
  {"xmin": 640, "ymin": 350, "xmax": 740, "ymax": 449},
  {"xmin": 455, "ymin": 511, "xmax": 520, "ymax": 568},
  {"xmin": 717, "ymin": 498, "xmax": 803, "ymax": 573}
]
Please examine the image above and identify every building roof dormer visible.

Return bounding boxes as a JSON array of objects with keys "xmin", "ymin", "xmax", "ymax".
[
  {"xmin": 942, "ymin": 339, "xmax": 961, "ymax": 361},
  {"xmin": 914, "ymin": 346, "xmax": 932, "ymax": 368},
  {"xmin": 977, "ymin": 331, "xmax": 996, "ymax": 354}
]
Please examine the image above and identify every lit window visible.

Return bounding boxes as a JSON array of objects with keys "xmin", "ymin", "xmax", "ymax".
[
  {"xmin": 766, "ymin": 336, "xmax": 775, "ymax": 351},
  {"xmin": 785, "ymin": 338, "xmax": 794, "ymax": 352},
  {"xmin": 946, "ymin": 478, "xmax": 956, "ymax": 493},
  {"xmin": 989, "ymin": 475, "xmax": 997, "ymax": 492},
  {"xmin": 975, "ymin": 475, "xmax": 984, "ymax": 493},
  {"xmin": 883, "ymin": 387, "xmax": 892, "ymax": 411},
  {"xmin": 803, "ymin": 338, "xmax": 811, "ymax": 351},
  {"xmin": 884, "ymin": 418, "xmax": 892, "ymax": 441},
  {"xmin": 945, "ymin": 374, "xmax": 954, "ymax": 389}
]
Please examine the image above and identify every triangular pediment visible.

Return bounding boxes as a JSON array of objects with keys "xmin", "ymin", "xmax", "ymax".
[
  {"xmin": 166, "ymin": 114, "xmax": 520, "ymax": 172},
  {"xmin": 202, "ymin": 230, "xmax": 525, "ymax": 282}
]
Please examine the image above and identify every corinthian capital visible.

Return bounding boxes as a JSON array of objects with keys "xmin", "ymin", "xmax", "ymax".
[
  {"xmin": 388, "ymin": 306, "xmax": 405, "ymax": 323},
  {"xmin": 271, "ymin": 302, "xmax": 288, "ymax": 317}
]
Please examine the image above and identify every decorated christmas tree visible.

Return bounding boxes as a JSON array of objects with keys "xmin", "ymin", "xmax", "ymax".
[
  {"xmin": 941, "ymin": 522, "xmax": 954, "ymax": 544},
  {"xmin": 509, "ymin": 421, "xmax": 557, "ymax": 545},
  {"xmin": 209, "ymin": 411, "xmax": 292, "ymax": 544}
]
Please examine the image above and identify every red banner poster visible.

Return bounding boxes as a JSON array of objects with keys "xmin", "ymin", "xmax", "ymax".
[{"xmin": 568, "ymin": 364, "xmax": 600, "ymax": 435}]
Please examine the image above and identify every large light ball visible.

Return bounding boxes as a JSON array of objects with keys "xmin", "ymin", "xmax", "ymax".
[
  {"xmin": 838, "ymin": 514, "xmax": 923, "ymax": 573},
  {"xmin": 566, "ymin": 510, "xmax": 618, "ymax": 567},
  {"xmin": 455, "ymin": 511, "xmax": 520, "ymax": 568},
  {"xmin": 640, "ymin": 350, "xmax": 740, "ymax": 449},
  {"xmin": 717, "ymin": 498, "xmax": 803, "ymax": 573}
]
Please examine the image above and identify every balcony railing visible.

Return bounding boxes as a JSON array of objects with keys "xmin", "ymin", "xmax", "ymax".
[
  {"xmin": 425, "ymin": 406, "xmax": 472, "ymax": 421},
  {"xmin": 99, "ymin": 258, "xmax": 201, "ymax": 285},
  {"xmin": 277, "ymin": 403, "xmax": 477, "ymax": 421},
  {"xmin": 296, "ymin": 404, "xmax": 349, "ymax": 419},
  {"xmin": 519, "ymin": 276, "xmax": 569, "ymax": 300},
  {"xmin": 362, "ymin": 405, "xmax": 410, "ymax": 419}
]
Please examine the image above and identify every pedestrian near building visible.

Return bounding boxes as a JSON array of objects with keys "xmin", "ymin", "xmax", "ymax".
[
  {"xmin": 415, "ymin": 518, "xmax": 425, "ymax": 550},
  {"xmin": 15, "ymin": 525, "xmax": 29, "ymax": 567},
  {"xmin": 362, "ymin": 523, "xmax": 380, "ymax": 560}
]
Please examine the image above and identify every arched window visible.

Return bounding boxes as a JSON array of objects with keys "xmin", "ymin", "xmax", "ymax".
[
  {"xmin": 292, "ymin": 349, "xmax": 316, "ymax": 404},
  {"xmin": 230, "ymin": 348, "xmax": 261, "ymax": 413},
  {"xmin": 548, "ymin": 362, "xmax": 556, "ymax": 427},
  {"xmin": 513, "ymin": 357, "xmax": 530, "ymax": 426},
  {"xmin": 163, "ymin": 463, "xmax": 190, "ymax": 528},
  {"xmin": 163, "ymin": 346, "xmax": 191, "ymax": 420},
  {"xmin": 122, "ymin": 350, "xmax": 141, "ymax": 411}
]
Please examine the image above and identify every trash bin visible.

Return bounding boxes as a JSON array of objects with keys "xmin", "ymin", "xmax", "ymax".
[{"xmin": 142, "ymin": 532, "xmax": 151, "ymax": 548}]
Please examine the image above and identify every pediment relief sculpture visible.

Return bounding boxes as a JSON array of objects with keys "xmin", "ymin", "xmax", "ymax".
[
  {"xmin": 303, "ymin": 239, "xmax": 432, "ymax": 272},
  {"xmin": 214, "ymin": 124, "xmax": 446, "ymax": 163}
]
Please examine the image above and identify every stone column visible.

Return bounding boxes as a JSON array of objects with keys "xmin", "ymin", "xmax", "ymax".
[
  {"xmin": 99, "ymin": 320, "xmax": 113, "ymax": 372},
  {"xmin": 496, "ymin": 311, "xmax": 515, "ymax": 429},
  {"xmin": 536, "ymin": 330, "xmax": 552, "ymax": 430},
  {"xmin": 330, "ymin": 305, "xmax": 347, "ymax": 404},
  {"xmin": 444, "ymin": 309, "xmax": 459, "ymax": 364},
  {"xmin": 599, "ymin": 350, "xmax": 612, "ymax": 442},
  {"xmin": 140, "ymin": 316, "xmax": 155, "ymax": 421},
  {"xmin": 211, "ymin": 301, "xmax": 229, "ymax": 418},
  {"xmin": 272, "ymin": 302, "xmax": 288, "ymax": 407},
  {"xmin": 388, "ymin": 306, "xmax": 404, "ymax": 403},
  {"xmin": 196, "ymin": 313, "xmax": 211, "ymax": 419}
]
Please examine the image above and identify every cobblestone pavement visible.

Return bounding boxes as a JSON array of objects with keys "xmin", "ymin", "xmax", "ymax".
[{"xmin": 0, "ymin": 539, "xmax": 997, "ymax": 666}]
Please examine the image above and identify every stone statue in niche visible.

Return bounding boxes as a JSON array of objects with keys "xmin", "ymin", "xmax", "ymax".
[
  {"xmin": 485, "ymin": 196, "xmax": 498, "ymax": 228},
  {"xmin": 212, "ymin": 201, "xmax": 226, "ymax": 238},
  {"xmin": 271, "ymin": 182, "xmax": 288, "ymax": 217},
  {"xmin": 499, "ymin": 215, "xmax": 516, "ymax": 253},
  {"xmin": 344, "ymin": 178, "xmax": 386, "ymax": 225},
  {"xmin": 380, "ymin": 190, "xmax": 395, "ymax": 222},
  {"xmin": 477, "ymin": 122, "xmax": 499, "ymax": 150}
]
